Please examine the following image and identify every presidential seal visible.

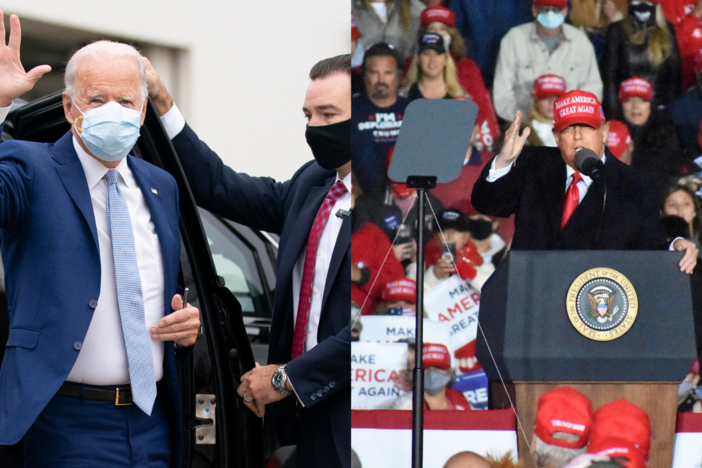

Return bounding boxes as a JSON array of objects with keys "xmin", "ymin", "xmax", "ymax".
[{"xmin": 566, "ymin": 268, "xmax": 638, "ymax": 341}]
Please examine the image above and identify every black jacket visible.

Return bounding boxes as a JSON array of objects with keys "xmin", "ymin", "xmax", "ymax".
[
  {"xmin": 471, "ymin": 146, "xmax": 668, "ymax": 251},
  {"xmin": 601, "ymin": 19, "xmax": 682, "ymax": 118},
  {"xmin": 626, "ymin": 109, "xmax": 686, "ymax": 176}
]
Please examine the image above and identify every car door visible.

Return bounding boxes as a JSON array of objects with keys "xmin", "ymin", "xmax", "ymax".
[{"xmin": 0, "ymin": 92, "xmax": 263, "ymax": 468}]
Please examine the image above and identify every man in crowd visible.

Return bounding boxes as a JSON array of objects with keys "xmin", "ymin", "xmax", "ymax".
[
  {"xmin": 447, "ymin": 0, "xmax": 533, "ymax": 87},
  {"xmin": 0, "ymin": 13, "xmax": 200, "ymax": 466},
  {"xmin": 532, "ymin": 387, "xmax": 593, "ymax": 468},
  {"xmin": 471, "ymin": 91, "xmax": 698, "ymax": 272},
  {"xmin": 492, "ymin": 0, "xmax": 602, "ymax": 122},
  {"xmin": 146, "ymin": 55, "xmax": 351, "ymax": 467},
  {"xmin": 352, "ymin": 42, "xmax": 407, "ymax": 192},
  {"xmin": 587, "ymin": 399, "xmax": 650, "ymax": 464}
]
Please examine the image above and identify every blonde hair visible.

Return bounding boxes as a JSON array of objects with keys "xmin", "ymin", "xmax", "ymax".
[
  {"xmin": 363, "ymin": 0, "xmax": 412, "ymax": 31},
  {"xmin": 624, "ymin": 3, "xmax": 672, "ymax": 67},
  {"xmin": 406, "ymin": 51, "xmax": 466, "ymax": 97}
]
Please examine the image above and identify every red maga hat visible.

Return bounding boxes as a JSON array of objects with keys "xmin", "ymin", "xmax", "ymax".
[
  {"xmin": 533, "ymin": 74, "xmax": 567, "ymax": 99},
  {"xmin": 590, "ymin": 399, "xmax": 651, "ymax": 460},
  {"xmin": 420, "ymin": 6, "xmax": 456, "ymax": 29},
  {"xmin": 382, "ymin": 279, "xmax": 416, "ymax": 304},
  {"xmin": 534, "ymin": 0, "xmax": 568, "ymax": 9},
  {"xmin": 618, "ymin": 77, "xmax": 653, "ymax": 102},
  {"xmin": 422, "ymin": 343, "xmax": 451, "ymax": 370},
  {"xmin": 587, "ymin": 437, "xmax": 645, "ymax": 468},
  {"xmin": 553, "ymin": 90, "xmax": 606, "ymax": 132},
  {"xmin": 606, "ymin": 120, "xmax": 632, "ymax": 159},
  {"xmin": 534, "ymin": 387, "xmax": 593, "ymax": 449}
]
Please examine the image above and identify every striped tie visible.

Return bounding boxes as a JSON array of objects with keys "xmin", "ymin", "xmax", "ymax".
[{"xmin": 105, "ymin": 169, "xmax": 157, "ymax": 415}]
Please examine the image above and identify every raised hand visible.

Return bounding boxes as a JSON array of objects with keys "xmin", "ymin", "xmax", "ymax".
[
  {"xmin": 0, "ymin": 11, "xmax": 51, "ymax": 107},
  {"xmin": 141, "ymin": 56, "xmax": 173, "ymax": 116},
  {"xmin": 495, "ymin": 110, "xmax": 530, "ymax": 169}
]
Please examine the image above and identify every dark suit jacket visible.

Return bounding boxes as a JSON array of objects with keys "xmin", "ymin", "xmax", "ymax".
[
  {"xmin": 471, "ymin": 146, "xmax": 668, "ymax": 250},
  {"xmin": 0, "ymin": 131, "xmax": 185, "ymax": 466},
  {"xmin": 171, "ymin": 125, "xmax": 351, "ymax": 464}
]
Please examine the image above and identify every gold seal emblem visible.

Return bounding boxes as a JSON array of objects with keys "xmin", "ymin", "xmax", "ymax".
[{"xmin": 566, "ymin": 268, "xmax": 638, "ymax": 341}]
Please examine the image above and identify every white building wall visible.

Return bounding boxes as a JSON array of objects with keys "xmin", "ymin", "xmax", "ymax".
[{"xmin": 2, "ymin": 1, "xmax": 350, "ymax": 181}]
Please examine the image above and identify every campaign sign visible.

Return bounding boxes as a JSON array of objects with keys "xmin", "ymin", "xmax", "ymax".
[
  {"xmin": 452, "ymin": 370, "xmax": 489, "ymax": 410},
  {"xmin": 359, "ymin": 316, "xmax": 451, "ymax": 346},
  {"xmin": 352, "ymin": 342, "xmax": 408, "ymax": 409},
  {"xmin": 352, "ymin": 410, "xmax": 518, "ymax": 468},
  {"xmin": 424, "ymin": 275, "xmax": 480, "ymax": 351}
]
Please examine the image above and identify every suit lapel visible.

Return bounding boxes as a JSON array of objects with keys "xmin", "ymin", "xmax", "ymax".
[
  {"xmin": 52, "ymin": 132, "xmax": 99, "ymax": 252},
  {"xmin": 539, "ymin": 156, "xmax": 567, "ymax": 241},
  {"xmin": 128, "ymin": 158, "xmax": 176, "ymax": 281},
  {"xmin": 277, "ymin": 177, "xmax": 334, "ymax": 286}
]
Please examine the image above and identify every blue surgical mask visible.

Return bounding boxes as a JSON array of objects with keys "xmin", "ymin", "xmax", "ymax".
[
  {"xmin": 72, "ymin": 100, "xmax": 142, "ymax": 162},
  {"xmin": 537, "ymin": 11, "xmax": 565, "ymax": 30}
]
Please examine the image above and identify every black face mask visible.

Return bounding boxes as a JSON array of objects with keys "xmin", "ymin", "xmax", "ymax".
[
  {"xmin": 305, "ymin": 119, "xmax": 351, "ymax": 170},
  {"xmin": 628, "ymin": 2, "xmax": 656, "ymax": 26},
  {"xmin": 467, "ymin": 218, "xmax": 493, "ymax": 241}
]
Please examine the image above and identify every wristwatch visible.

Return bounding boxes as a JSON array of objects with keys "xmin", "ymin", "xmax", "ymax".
[{"xmin": 271, "ymin": 364, "xmax": 293, "ymax": 396}]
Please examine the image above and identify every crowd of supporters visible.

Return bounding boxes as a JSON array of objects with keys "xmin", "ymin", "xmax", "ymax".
[{"xmin": 351, "ymin": 0, "xmax": 702, "ymax": 412}]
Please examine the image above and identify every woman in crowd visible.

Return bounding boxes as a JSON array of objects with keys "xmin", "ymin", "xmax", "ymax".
[
  {"xmin": 601, "ymin": 0, "xmax": 682, "ymax": 117},
  {"xmin": 352, "ymin": 0, "xmax": 426, "ymax": 61},
  {"xmin": 405, "ymin": 6, "xmax": 500, "ymax": 151},
  {"xmin": 661, "ymin": 184, "xmax": 701, "ymax": 249},
  {"xmin": 618, "ymin": 77, "xmax": 684, "ymax": 174},
  {"xmin": 570, "ymin": 0, "xmax": 626, "ymax": 59},
  {"xmin": 521, "ymin": 74, "xmax": 567, "ymax": 147},
  {"xmin": 400, "ymin": 33, "xmax": 466, "ymax": 101}
]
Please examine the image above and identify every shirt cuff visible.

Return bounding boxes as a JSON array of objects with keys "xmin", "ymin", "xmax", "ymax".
[
  {"xmin": 159, "ymin": 103, "xmax": 186, "ymax": 140},
  {"xmin": 486, "ymin": 158, "xmax": 513, "ymax": 182},
  {"xmin": 0, "ymin": 104, "xmax": 11, "ymax": 126},
  {"xmin": 286, "ymin": 368, "xmax": 305, "ymax": 408},
  {"xmin": 669, "ymin": 237, "xmax": 683, "ymax": 251}
]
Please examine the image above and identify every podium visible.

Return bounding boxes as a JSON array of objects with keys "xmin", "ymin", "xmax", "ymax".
[{"xmin": 476, "ymin": 251, "xmax": 696, "ymax": 467}]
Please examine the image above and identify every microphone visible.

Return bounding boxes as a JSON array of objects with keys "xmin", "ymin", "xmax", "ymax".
[{"xmin": 574, "ymin": 148, "xmax": 604, "ymax": 182}]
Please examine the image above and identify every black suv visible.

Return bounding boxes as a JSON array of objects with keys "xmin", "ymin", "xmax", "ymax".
[{"xmin": 0, "ymin": 92, "xmax": 277, "ymax": 468}]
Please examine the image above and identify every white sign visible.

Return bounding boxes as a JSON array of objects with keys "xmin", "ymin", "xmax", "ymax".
[
  {"xmin": 359, "ymin": 316, "xmax": 416, "ymax": 343},
  {"xmin": 352, "ymin": 342, "xmax": 408, "ymax": 409},
  {"xmin": 424, "ymin": 275, "xmax": 481, "ymax": 351}
]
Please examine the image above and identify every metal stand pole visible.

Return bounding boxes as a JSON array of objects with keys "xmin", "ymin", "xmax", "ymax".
[{"xmin": 412, "ymin": 187, "xmax": 426, "ymax": 468}]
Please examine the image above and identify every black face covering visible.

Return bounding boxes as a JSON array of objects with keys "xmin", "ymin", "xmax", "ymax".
[
  {"xmin": 628, "ymin": 2, "xmax": 656, "ymax": 26},
  {"xmin": 467, "ymin": 218, "xmax": 493, "ymax": 241},
  {"xmin": 305, "ymin": 119, "xmax": 351, "ymax": 170}
]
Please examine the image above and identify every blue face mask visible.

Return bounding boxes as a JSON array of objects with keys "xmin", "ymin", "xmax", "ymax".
[
  {"xmin": 73, "ymin": 100, "xmax": 142, "ymax": 162},
  {"xmin": 537, "ymin": 11, "xmax": 565, "ymax": 30}
]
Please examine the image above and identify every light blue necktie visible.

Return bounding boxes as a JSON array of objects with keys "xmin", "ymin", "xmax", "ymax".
[{"xmin": 105, "ymin": 169, "xmax": 156, "ymax": 415}]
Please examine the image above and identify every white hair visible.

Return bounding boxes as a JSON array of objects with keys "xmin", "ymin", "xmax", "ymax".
[
  {"xmin": 64, "ymin": 40, "xmax": 147, "ymax": 100},
  {"xmin": 535, "ymin": 436, "xmax": 586, "ymax": 468}
]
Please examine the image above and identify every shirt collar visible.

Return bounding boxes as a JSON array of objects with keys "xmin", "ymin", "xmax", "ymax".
[
  {"xmin": 566, "ymin": 153, "xmax": 606, "ymax": 189},
  {"xmin": 338, "ymin": 171, "xmax": 352, "ymax": 195},
  {"xmin": 72, "ymin": 136, "xmax": 134, "ymax": 190},
  {"xmin": 530, "ymin": 21, "xmax": 569, "ymax": 43}
]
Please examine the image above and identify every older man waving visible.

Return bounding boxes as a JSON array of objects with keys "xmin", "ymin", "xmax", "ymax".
[{"xmin": 0, "ymin": 12, "xmax": 200, "ymax": 467}]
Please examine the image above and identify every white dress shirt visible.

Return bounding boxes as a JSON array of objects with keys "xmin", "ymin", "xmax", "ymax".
[
  {"xmin": 160, "ymin": 103, "xmax": 351, "ymax": 353},
  {"xmin": 66, "ymin": 137, "xmax": 165, "ymax": 385}
]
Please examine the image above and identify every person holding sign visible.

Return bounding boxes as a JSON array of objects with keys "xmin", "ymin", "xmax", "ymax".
[{"xmin": 471, "ymin": 90, "xmax": 698, "ymax": 273}]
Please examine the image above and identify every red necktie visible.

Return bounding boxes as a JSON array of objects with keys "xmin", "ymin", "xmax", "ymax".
[
  {"xmin": 291, "ymin": 180, "xmax": 348, "ymax": 359},
  {"xmin": 561, "ymin": 172, "xmax": 582, "ymax": 229}
]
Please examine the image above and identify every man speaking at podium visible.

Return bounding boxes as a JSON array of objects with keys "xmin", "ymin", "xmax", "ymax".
[{"xmin": 471, "ymin": 90, "xmax": 698, "ymax": 273}]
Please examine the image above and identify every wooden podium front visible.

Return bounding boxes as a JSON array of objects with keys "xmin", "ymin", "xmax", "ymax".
[
  {"xmin": 479, "ymin": 252, "xmax": 696, "ymax": 466},
  {"xmin": 491, "ymin": 382, "xmax": 678, "ymax": 468}
]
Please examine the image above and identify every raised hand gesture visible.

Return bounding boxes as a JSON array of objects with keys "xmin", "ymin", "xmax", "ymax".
[
  {"xmin": 0, "ymin": 11, "xmax": 51, "ymax": 107},
  {"xmin": 495, "ymin": 110, "xmax": 530, "ymax": 169}
]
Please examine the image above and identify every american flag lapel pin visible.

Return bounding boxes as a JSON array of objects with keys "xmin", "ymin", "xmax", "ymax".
[{"xmin": 151, "ymin": 188, "xmax": 158, "ymax": 195}]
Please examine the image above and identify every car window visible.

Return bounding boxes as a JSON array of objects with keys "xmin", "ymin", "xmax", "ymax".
[{"xmin": 198, "ymin": 208, "xmax": 272, "ymax": 322}]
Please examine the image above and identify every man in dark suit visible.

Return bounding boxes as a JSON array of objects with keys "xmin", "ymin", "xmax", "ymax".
[
  {"xmin": 0, "ymin": 13, "xmax": 200, "ymax": 467},
  {"xmin": 472, "ymin": 90, "xmax": 698, "ymax": 273},
  {"xmin": 145, "ymin": 55, "xmax": 351, "ymax": 467}
]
